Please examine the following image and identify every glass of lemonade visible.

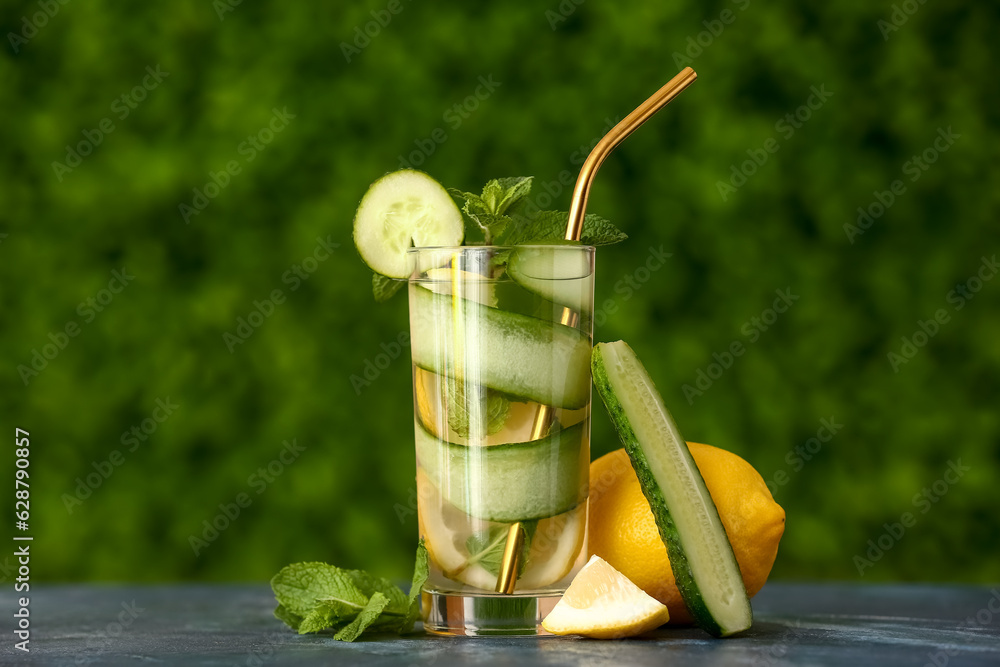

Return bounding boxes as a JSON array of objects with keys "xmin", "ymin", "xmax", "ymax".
[{"xmin": 407, "ymin": 244, "xmax": 595, "ymax": 636}]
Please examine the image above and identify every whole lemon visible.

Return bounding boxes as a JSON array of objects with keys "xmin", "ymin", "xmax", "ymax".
[{"xmin": 588, "ymin": 444, "xmax": 785, "ymax": 624}]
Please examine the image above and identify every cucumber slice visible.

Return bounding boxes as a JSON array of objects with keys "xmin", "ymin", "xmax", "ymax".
[
  {"xmin": 414, "ymin": 419, "xmax": 588, "ymax": 522},
  {"xmin": 506, "ymin": 245, "xmax": 593, "ymax": 312},
  {"xmin": 353, "ymin": 170, "xmax": 464, "ymax": 279},
  {"xmin": 591, "ymin": 341, "xmax": 752, "ymax": 637},
  {"xmin": 422, "ymin": 268, "xmax": 497, "ymax": 307},
  {"xmin": 409, "ymin": 287, "xmax": 591, "ymax": 409}
]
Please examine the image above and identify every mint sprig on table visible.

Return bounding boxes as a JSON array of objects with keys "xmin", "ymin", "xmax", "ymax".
[
  {"xmin": 271, "ymin": 540, "xmax": 428, "ymax": 641},
  {"xmin": 362, "ymin": 172, "xmax": 627, "ymax": 302}
]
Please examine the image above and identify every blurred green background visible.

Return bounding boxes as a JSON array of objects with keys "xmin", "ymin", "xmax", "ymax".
[{"xmin": 2, "ymin": 0, "xmax": 998, "ymax": 584}]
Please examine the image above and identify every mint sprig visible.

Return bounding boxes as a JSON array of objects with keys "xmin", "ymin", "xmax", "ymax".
[
  {"xmin": 271, "ymin": 539, "xmax": 428, "ymax": 640},
  {"xmin": 450, "ymin": 177, "xmax": 533, "ymax": 244},
  {"xmin": 451, "ymin": 176, "xmax": 626, "ymax": 247},
  {"xmin": 464, "ymin": 521, "xmax": 538, "ymax": 577}
]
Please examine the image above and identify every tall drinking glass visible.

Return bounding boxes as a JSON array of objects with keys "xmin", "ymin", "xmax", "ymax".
[{"xmin": 407, "ymin": 245, "xmax": 595, "ymax": 636}]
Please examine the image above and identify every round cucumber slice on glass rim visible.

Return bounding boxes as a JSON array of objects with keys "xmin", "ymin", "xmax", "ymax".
[{"xmin": 353, "ymin": 170, "xmax": 464, "ymax": 279}]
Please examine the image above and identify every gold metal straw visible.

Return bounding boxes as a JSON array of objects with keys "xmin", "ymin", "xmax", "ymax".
[
  {"xmin": 494, "ymin": 523, "xmax": 525, "ymax": 594},
  {"xmin": 495, "ymin": 68, "xmax": 698, "ymax": 595},
  {"xmin": 564, "ymin": 67, "xmax": 697, "ymax": 242}
]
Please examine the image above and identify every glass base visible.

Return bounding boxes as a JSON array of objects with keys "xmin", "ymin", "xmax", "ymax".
[{"xmin": 422, "ymin": 590, "xmax": 561, "ymax": 636}]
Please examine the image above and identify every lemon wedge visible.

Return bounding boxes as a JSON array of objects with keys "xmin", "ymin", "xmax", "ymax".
[{"xmin": 542, "ymin": 555, "xmax": 670, "ymax": 638}]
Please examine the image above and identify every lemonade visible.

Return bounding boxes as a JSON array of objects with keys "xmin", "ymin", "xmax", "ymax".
[{"xmin": 407, "ymin": 245, "xmax": 594, "ymax": 635}]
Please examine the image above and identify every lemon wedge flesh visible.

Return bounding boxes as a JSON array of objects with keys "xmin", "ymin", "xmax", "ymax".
[{"xmin": 542, "ymin": 555, "xmax": 670, "ymax": 638}]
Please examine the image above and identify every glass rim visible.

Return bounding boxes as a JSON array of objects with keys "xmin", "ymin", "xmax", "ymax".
[{"xmin": 406, "ymin": 244, "xmax": 596, "ymax": 253}]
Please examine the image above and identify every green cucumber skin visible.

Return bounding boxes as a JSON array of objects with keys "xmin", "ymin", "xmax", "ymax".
[
  {"xmin": 409, "ymin": 287, "xmax": 591, "ymax": 409},
  {"xmin": 591, "ymin": 344, "xmax": 749, "ymax": 637},
  {"xmin": 414, "ymin": 419, "xmax": 588, "ymax": 522}
]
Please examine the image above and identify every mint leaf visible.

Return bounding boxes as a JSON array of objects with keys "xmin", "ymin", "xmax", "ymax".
[
  {"xmin": 449, "ymin": 188, "xmax": 488, "ymax": 216},
  {"xmin": 480, "ymin": 180, "xmax": 507, "ymax": 214},
  {"xmin": 373, "ymin": 272, "xmax": 404, "ymax": 302},
  {"xmin": 463, "ymin": 527, "xmax": 507, "ymax": 577},
  {"xmin": 446, "ymin": 382, "xmax": 510, "ymax": 438},
  {"xmin": 465, "ymin": 521, "xmax": 538, "ymax": 577},
  {"xmin": 482, "ymin": 213, "xmax": 513, "ymax": 243},
  {"xmin": 451, "ymin": 177, "xmax": 534, "ymax": 243},
  {"xmin": 297, "ymin": 603, "xmax": 351, "ymax": 635},
  {"xmin": 339, "ymin": 569, "xmax": 409, "ymax": 618},
  {"xmin": 500, "ymin": 210, "xmax": 627, "ymax": 246},
  {"xmin": 449, "ymin": 189, "xmax": 493, "ymax": 238},
  {"xmin": 273, "ymin": 604, "xmax": 303, "ymax": 631},
  {"xmin": 494, "ymin": 177, "xmax": 533, "ymax": 213},
  {"xmin": 270, "ymin": 562, "xmax": 400, "ymax": 638},
  {"xmin": 400, "ymin": 539, "xmax": 429, "ymax": 633},
  {"xmin": 333, "ymin": 592, "xmax": 390, "ymax": 642},
  {"xmin": 270, "ymin": 541, "xmax": 429, "ymax": 640},
  {"xmin": 271, "ymin": 562, "xmax": 370, "ymax": 620}
]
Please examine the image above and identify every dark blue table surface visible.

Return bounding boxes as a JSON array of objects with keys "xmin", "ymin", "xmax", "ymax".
[{"xmin": 2, "ymin": 582, "xmax": 999, "ymax": 666}]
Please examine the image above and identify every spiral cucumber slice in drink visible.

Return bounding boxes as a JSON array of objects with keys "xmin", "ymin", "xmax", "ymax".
[
  {"xmin": 409, "ymin": 287, "xmax": 591, "ymax": 409},
  {"xmin": 414, "ymin": 418, "xmax": 587, "ymax": 522}
]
